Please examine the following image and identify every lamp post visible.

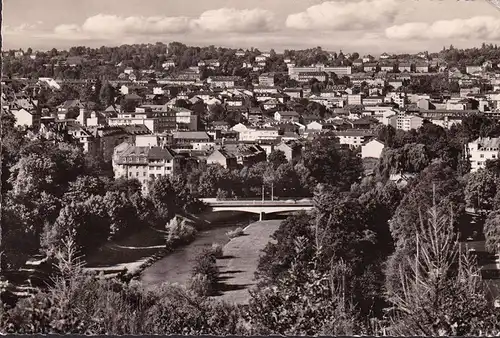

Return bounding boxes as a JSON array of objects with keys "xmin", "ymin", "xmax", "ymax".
[{"xmin": 262, "ymin": 185, "xmax": 265, "ymax": 202}]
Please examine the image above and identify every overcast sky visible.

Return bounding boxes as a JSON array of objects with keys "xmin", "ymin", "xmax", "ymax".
[{"xmin": 3, "ymin": 0, "xmax": 500, "ymax": 53}]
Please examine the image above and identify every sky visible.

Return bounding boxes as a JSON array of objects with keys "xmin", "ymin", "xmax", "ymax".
[{"xmin": 3, "ymin": 0, "xmax": 500, "ymax": 54}]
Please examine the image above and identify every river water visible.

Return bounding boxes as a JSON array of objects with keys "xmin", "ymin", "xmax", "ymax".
[{"xmin": 139, "ymin": 214, "xmax": 258, "ymax": 288}]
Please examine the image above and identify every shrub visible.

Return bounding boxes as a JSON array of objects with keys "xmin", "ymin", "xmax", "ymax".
[
  {"xmin": 192, "ymin": 250, "xmax": 219, "ymax": 294},
  {"xmin": 211, "ymin": 243, "xmax": 224, "ymax": 258},
  {"xmin": 166, "ymin": 217, "xmax": 197, "ymax": 245},
  {"xmin": 226, "ymin": 227, "xmax": 244, "ymax": 239},
  {"xmin": 187, "ymin": 273, "xmax": 211, "ymax": 297}
]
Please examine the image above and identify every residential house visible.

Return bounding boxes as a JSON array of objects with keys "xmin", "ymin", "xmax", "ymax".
[
  {"xmin": 334, "ymin": 129, "xmax": 374, "ymax": 149},
  {"xmin": 220, "ymin": 143, "xmax": 267, "ymax": 167},
  {"xmin": 347, "ymin": 94, "xmax": 363, "ymax": 105},
  {"xmin": 467, "ymin": 137, "xmax": 500, "ymax": 172},
  {"xmin": 206, "ymin": 149, "xmax": 238, "ymax": 169},
  {"xmin": 255, "ymin": 55, "xmax": 267, "ymax": 62},
  {"xmin": 364, "ymin": 63, "xmax": 378, "ymax": 72},
  {"xmin": 259, "ymin": 73, "xmax": 276, "ymax": 87},
  {"xmin": 466, "ymin": 65, "xmax": 482, "ymax": 74},
  {"xmin": 398, "ymin": 63, "xmax": 412, "ymax": 73},
  {"xmin": 275, "ymin": 141, "xmax": 302, "ymax": 161},
  {"xmin": 379, "ymin": 52, "xmax": 390, "ymax": 59},
  {"xmin": 162, "ymin": 59, "xmax": 176, "ymax": 69},
  {"xmin": 380, "ymin": 64, "xmax": 395, "ymax": 72},
  {"xmin": 274, "ymin": 110, "xmax": 300, "ymax": 123},
  {"xmin": 361, "ymin": 139, "xmax": 385, "ymax": 158},
  {"xmin": 415, "ymin": 62, "xmax": 429, "ymax": 73},
  {"xmin": 11, "ymin": 108, "xmax": 41, "ymax": 129}
]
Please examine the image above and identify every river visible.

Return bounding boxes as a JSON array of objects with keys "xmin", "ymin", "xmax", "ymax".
[{"xmin": 139, "ymin": 213, "xmax": 258, "ymax": 288}]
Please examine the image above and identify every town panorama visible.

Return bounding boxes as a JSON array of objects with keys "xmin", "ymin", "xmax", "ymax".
[{"xmin": 4, "ymin": 41, "xmax": 500, "ymax": 335}]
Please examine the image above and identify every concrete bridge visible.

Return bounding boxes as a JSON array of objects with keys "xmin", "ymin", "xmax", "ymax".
[{"xmin": 201, "ymin": 198, "xmax": 314, "ymax": 220}]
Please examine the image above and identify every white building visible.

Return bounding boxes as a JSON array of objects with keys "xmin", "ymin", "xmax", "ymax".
[
  {"xmin": 238, "ymin": 127, "xmax": 280, "ymax": 142},
  {"xmin": 333, "ymin": 130, "xmax": 373, "ymax": 148},
  {"xmin": 11, "ymin": 108, "xmax": 40, "ymax": 129},
  {"xmin": 361, "ymin": 139, "xmax": 385, "ymax": 158},
  {"xmin": 112, "ymin": 143, "xmax": 179, "ymax": 194},
  {"xmin": 467, "ymin": 137, "xmax": 500, "ymax": 172},
  {"xmin": 389, "ymin": 115, "xmax": 423, "ymax": 131}
]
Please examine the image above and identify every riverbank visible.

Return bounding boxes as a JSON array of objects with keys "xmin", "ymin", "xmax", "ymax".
[
  {"xmin": 211, "ymin": 220, "xmax": 282, "ymax": 305},
  {"xmin": 83, "ymin": 211, "xmax": 255, "ymax": 279}
]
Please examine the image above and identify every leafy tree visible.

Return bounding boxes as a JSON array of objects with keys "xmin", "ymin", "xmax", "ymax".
[
  {"xmin": 484, "ymin": 210, "xmax": 500, "ymax": 254},
  {"xmin": 62, "ymin": 176, "xmax": 106, "ymax": 204},
  {"xmin": 301, "ymin": 136, "xmax": 362, "ymax": 190},
  {"xmin": 267, "ymin": 150, "xmax": 287, "ymax": 170},
  {"xmin": 389, "ymin": 161, "xmax": 465, "ymax": 250},
  {"xmin": 249, "ymin": 240, "xmax": 359, "ymax": 335},
  {"xmin": 464, "ymin": 169, "xmax": 498, "ymax": 212},
  {"xmin": 99, "ymin": 82, "xmax": 116, "ymax": 107},
  {"xmin": 149, "ymin": 176, "xmax": 177, "ymax": 221}
]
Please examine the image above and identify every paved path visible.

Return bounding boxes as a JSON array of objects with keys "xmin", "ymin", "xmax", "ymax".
[{"xmin": 213, "ymin": 220, "xmax": 281, "ymax": 305}]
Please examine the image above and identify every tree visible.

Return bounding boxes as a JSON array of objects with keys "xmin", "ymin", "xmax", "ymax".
[
  {"xmin": 249, "ymin": 240, "xmax": 359, "ymax": 335},
  {"xmin": 386, "ymin": 203, "xmax": 496, "ymax": 336},
  {"xmin": 484, "ymin": 210, "xmax": 500, "ymax": 254},
  {"xmin": 389, "ymin": 161, "xmax": 465, "ymax": 250},
  {"xmin": 301, "ymin": 136, "xmax": 362, "ymax": 191},
  {"xmin": 464, "ymin": 169, "xmax": 498, "ymax": 212},
  {"xmin": 62, "ymin": 176, "xmax": 106, "ymax": 204},
  {"xmin": 267, "ymin": 150, "xmax": 287, "ymax": 169},
  {"xmin": 149, "ymin": 176, "xmax": 177, "ymax": 221},
  {"xmin": 99, "ymin": 82, "xmax": 116, "ymax": 107}
]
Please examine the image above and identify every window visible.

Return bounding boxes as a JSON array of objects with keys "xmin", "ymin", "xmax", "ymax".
[
  {"xmin": 129, "ymin": 172, "xmax": 132, "ymax": 177},
  {"xmin": 480, "ymin": 154, "xmax": 485, "ymax": 158},
  {"xmin": 493, "ymin": 155, "xmax": 497, "ymax": 159},
  {"xmin": 143, "ymin": 172, "xmax": 146, "ymax": 176}
]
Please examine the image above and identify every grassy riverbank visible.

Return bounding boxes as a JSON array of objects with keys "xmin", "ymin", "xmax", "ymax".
[
  {"xmin": 83, "ymin": 211, "xmax": 255, "ymax": 279},
  {"xmin": 211, "ymin": 220, "xmax": 282, "ymax": 304}
]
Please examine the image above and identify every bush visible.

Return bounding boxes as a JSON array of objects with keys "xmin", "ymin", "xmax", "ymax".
[
  {"xmin": 187, "ymin": 273, "xmax": 211, "ymax": 297},
  {"xmin": 166, "ymin": 217, "xmax": 197, "ymax": 246},
  {"xmin": 226, "ymin": 227, "xmax": 244, "ymax": 239},
  {"xmin": 192, "ymin": 250, "xmax": 219, "ymax": 294},
  {"xmin": 211, "ymin": 243, "xmax": 224, "ymax": 258}
]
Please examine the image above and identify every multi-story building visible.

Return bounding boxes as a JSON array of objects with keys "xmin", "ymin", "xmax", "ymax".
[
  {"xmin": 112, "ymin": 143, "xmax": 179, "ymax": 194},
  {"xmin": 389, "ymin": 115, "xmax": 424, "ymax": 131},
  {"xmin": 207, "ymin": 76, "xmax": 241, "ymax": 88},
  {"xmin": 288, "ymin": 64, "xmax": 351, "ymax": 79},
  {"xmin": 237, "ymin": 127, "xmax": 280, "ymax": 142},
  {"xmin": 333, "ymin": 129, "xmax": 374, "ymax": 149},
  {"xmin": 467, "ymin": 137, "xmax": 500, "ymax": 172},
  {"xmin": 297, "ymin": 71, "xmax": 327, "ymax": 83},
  {"xmin": 259, "ymin": 73, "xmax": 276, "ymax": 87}
]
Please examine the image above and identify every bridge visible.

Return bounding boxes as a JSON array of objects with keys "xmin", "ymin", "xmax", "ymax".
[{"xmin": 201, "ymin": 198, "xmax": 314, "ymax": 220}]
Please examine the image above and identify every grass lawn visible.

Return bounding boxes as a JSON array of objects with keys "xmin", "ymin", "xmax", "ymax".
[{"xmin": 212, "ymin": 220, "xmax": 282, "ymax": 305}]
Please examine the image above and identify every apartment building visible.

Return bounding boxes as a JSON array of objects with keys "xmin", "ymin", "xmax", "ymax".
[
  {"xmin": 112, "ymin": 143, "xmax": 179, "ymax": 194},
  {"xmin": 389, "ymin": 115, "xmax": 424, "ymax": 131}
]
